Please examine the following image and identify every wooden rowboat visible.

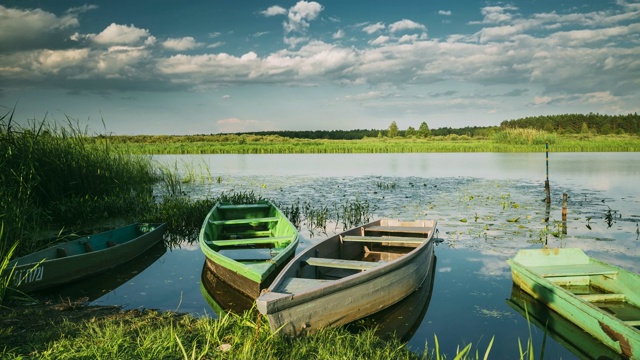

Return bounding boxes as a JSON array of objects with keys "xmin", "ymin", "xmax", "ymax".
[
  {"xmin": 508, "ymin": 248, "xmax": 640, "ymax": 358},
  {"xmin": 198, "ymin": 201, "xmax": 299, "ymax": 299},
  {"xmin": 256, "ymin": 218, "xmax": 437, "ymax": 336},
  {"xmin": 507, "ymin": 285, "xmax": 625, "ymax": 360},
  {"xmin": 7, "ymin": 223, "xmax": 166, "ymax": 292}
]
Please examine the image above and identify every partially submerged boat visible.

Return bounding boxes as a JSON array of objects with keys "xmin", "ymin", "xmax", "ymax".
[
  {"xmin": 508, "ymin": 248, "xmax": 640, "ymax": 358},
  {"xmin": 256, "ymin": 218, "xmax": 437, "ymax": 336},
  {"xmin": 507, "ymin": 285, "xmax": 625, "ymax": 360},
  {"xmin": 8, "ymin": 223, "xmax": 166, "ymax": 292},
  {"xmin": 199, "ymin": 201, "xmax": 299, "ymax": 298}
]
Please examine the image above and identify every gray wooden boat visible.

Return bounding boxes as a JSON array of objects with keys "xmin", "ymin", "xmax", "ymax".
[
  {"xmin": 256, "ymin": 218, "xmax": 437, "ymax": 336},
  {"xmin": 7, "ymin": 223, "xmax": 166, "ymax": 292}
]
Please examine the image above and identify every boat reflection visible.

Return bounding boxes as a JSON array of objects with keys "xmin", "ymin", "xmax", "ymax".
[
  {"xmin": 201, "ymin": 255, "xmax": 437, "ymax": 340},
  {"xmin": 200, "ymin": 261, "xmax": 255, "ymax": 317},
  {"xmin": 346, "ymin": 256, "xmax": 437, "ymax": 342},
  {"xmin": 507, "ymin": 285, "xmax": 625, "ymax": 360},
  {"xmin": 36, "ymin": 241, "xmax": 167, "ymax": 301}
]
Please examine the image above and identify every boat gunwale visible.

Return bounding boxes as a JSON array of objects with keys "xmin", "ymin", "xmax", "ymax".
[{"xmin": 259, "ymin": 219, "xmax": 436, "ymax": 311}]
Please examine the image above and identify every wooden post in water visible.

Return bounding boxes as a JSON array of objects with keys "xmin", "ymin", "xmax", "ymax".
[
  {"xmin": 562, "ymin": 193, "xmax": 568, "ymax": 235},
  {"xmin": 545, "ymin": 141, "xmax": 551, "ymax": 204}
]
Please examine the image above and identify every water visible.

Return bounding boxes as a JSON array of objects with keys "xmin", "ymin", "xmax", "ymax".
[{"xmin": 64, "ymin": 153, "xmax": 640, "ymax": 358}]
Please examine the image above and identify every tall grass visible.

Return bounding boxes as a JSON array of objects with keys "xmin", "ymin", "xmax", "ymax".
[
  {"xmin": 0, "ymin": 109, "xmax": 161, "ymax": 303},
  {"xmin": 492, "ymin": 128, "xmax": 556, "ymax": 145}
]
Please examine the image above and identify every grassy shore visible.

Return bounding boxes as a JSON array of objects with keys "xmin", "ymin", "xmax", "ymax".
[{"xmin": 106, "ymin": 131, "xmax": 640, "ymax": 154}]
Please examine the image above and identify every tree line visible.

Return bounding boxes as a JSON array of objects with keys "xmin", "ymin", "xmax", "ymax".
[{"xmin": 227, "ymin": 113, "xmax": 639, "ymax": 140}]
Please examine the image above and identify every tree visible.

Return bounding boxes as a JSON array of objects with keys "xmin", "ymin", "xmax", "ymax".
[
  {"xmin": 388, "ymin": 121, "xmax": 399, "ymax": 138},
  {"xmin": 406, "ymin": 126, "xmax": 416, "ymax": 137},
  {"xmin": 418, "ymin": 122, "xmax": 431, "ymax": 138}
]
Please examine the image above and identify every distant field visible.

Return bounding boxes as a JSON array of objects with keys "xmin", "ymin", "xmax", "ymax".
[{"xmin": 106, "ymin": 133, "xmax": 640, "ymax": 154}]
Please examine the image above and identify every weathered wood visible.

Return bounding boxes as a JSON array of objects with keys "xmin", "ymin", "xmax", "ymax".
[
  {"xmin": 578, "ymin": 293, "xmax": 626, "ymax": 302},
  {"xmin": 277, "ymin": 277, "xmax": 334, "ymax": 293},
  {"xmin": 342, "ymin": 235, "xmax": 426, "ymax": 244},
  {"xmin": 256, "ymin": 218, "xmax": 437, "ymax": 336},
  {"xmin": 508, "ymin": 248, "xmax": 640, "ymax": 358},
  {"xmin": 305, "ymin": 257, "xmax": 381, "ymax": 270},
  {"xmin": 217, "ymin": 203, "xmax": 270, "ymax": 210},
  {"xmin": 8, "ymin": 223, "xmax": 166, "ymax": 292},
  {"xmin": 212, "ymin": 216, "xmax": 280, "ymax": 226},
  {"xmin": 211, "ymin": 235, "xmax": 294, "ymax": 247},
  {"xmin": 364, "ymin": 225, "xmax": 434, "ymax": 234},
  {"xmin": 199, "ymin": 201, "xmax": 299, "ymax": 299},
  {"xmin": 531, "ymin": 264, "xmax": 618, "ymax": 278}
]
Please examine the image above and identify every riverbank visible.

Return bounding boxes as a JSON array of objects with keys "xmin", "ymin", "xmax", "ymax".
[
  {"xmin": 107, "ymin": 133, "xmax": 640, "ymax": 154},
  {"xmin": 0, "ymin": 298, "xmax": 427, "ymax": 359}
]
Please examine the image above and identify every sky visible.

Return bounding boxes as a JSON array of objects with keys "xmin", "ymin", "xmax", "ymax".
[{"xmin": 1, "ymin": 0, "xmax": 639, "ymax": 135}]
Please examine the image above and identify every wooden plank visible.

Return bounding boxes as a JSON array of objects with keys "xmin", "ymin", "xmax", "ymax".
[
  {"xmin": 212, "ymin": 235, "xmax": 294, "ymax": 247},
  {"xmin": 217, "ymin": 204, "xmax": 270, "ymax": 210},
  {"xmin": 578, "ymin": 293, "xmax": 626, "ymax": 302},
  {"xmin": 342, "ymin": 235, "xmax": 426, "ymax": 244},
  {"xmin": 212, "ymin": 216, "xmax": 279, "ymax": 226},
  {"xmin": 625, "ymin": 320, "xmax": 640, "ymax": 326},
  {"xmin": 530, "ymin": 264, "xmax": 618, "ymax": 278},
  {"xmin": 305, "ymin": 257, "xmax": 381, "ymax": 270},
  {"xmin": 277, "ymin": 277, "xmax": 334, "ymax": 294},
  {"xmin": 218, "ymin": 248, "xmax": 274, "ymax": 261},
  {"xmin": 365, "ymin": 225, "xmax": 433, "ymax": 234}
]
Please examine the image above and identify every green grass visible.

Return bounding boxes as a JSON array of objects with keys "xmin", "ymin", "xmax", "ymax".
[{"xmin": 105, "ymin": 132, "xmax": 640, "ymax": 154}]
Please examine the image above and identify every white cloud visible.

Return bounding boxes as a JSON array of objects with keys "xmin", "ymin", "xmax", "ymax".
[
  {"xmin": 362, "ymin": 22, "xmax": 385, "ymax": 34},
  {"xmin": 333, "ymin": 29, "xmax": 345, "ymax": 39},
  {"xmin": 284, "ymin": 1, "xmax": 323, "ymax": 33},
  {"xmin": 0, "ymin": 5, "xmax": 79, "ymax": 49},
  {"xmin": 261, "ymin": 5, "xmax": 287, "ymax": 17},
  {"xmin": 389, "ymin": 19, "xmax": 427, "ymax": 33},
  {"xmin": 369, "ymin": 35, "xmax": 390, "ymax": 46},
  {"xmin": 216, "ymin": 117, "xmax": 275, "ymax": 133},
  {"xmin": 439, "ymin": 10, "xmax": 452, "ymax": 16},
  {"xmin": 91, "ymin": 23, "xmax": 151, "ymax": 45},
  {"xmin": 162, "ymin": 37, "xmax": 204, "ymax": 51}
]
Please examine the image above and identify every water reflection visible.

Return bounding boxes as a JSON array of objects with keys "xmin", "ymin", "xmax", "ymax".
[
  {"xmin": 38, "ymin": 242, "xmax": 166, "ymax": 301},
  {"xmin": 200, "ymin": 261, "xmax": 254, "ymax": 317},
  {"xmin": 347, "ymin": 256, "xmax": 437, "ymax": 342},
  {"xmin": 507, "ymin": 285, "xmax": 624, "ymax": 360},
  {"xmin": 200, "ymin": 256, "xmax": 437, "ymax": 341}
]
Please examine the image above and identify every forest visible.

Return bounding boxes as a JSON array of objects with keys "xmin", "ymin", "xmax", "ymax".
[{"xmin": 221, "ymin": 112, "xmax": 640, "ymax": 140}]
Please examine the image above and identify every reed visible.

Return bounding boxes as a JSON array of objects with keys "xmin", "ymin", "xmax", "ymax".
[{"xmin": 1, "ymin": 111, "xmax": 158, "ymax": 256}]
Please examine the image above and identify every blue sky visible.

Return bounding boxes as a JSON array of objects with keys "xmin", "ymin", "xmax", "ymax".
[{"xmin": 1, "ymin": 1, "xmax": 639, "ymax": 135}]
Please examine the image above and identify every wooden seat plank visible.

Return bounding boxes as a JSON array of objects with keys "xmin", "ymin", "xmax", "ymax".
[
  {"xmin": 530, "ymin": 264, "xmax": 618, "ymax": 278},
  {"xmin": 212, "ymin": 216, "xmax": 279, "ymax": 226},
  {"xmin": 305, "ymin": 257, "xmax": 381, "ymax": 270},
  {"xmin": 578, "ymin": 293, "xmax": 626, "ymax": 302},
  {"xmin": 342, "ymin": 235, "xmax": 426, "ymax": 244},
  {"xmin": 217, "ymin": 204, "xmax": 270, "ymax": 210},
  {"xmin": 364, "ymin": 225, "xmax": 433, "ymax": 235},
  {"xmin": 212, "ymin": 235, "xmax": 294, "ymax": 247},
  {"xmin": 218, "ymin": 248, "xmax": 274, "ymax": 261},
  {"xmin": 277, "ymin": 277, "xmax": 334, "ymax": 294}
]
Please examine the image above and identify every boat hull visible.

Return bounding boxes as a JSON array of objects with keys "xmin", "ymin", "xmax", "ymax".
[
  {"xmin": 199, "ymin": 201, "xmax": 299, "ymax": 299},
  {"xmin": 508, "ymin": 248, "xmax": 640, "ymax": 358},
  {"xmin": 257, "ymin": 218, "xmax": 436, "ymax": 336},
  {"xmin": 8, "ymin": 223, "xmax": 166, "ymax": 292}
]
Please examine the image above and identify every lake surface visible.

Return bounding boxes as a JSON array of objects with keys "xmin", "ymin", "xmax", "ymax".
[{"xmin": 59, "ymin": 153, "xmax": 640, "ymax": 359}]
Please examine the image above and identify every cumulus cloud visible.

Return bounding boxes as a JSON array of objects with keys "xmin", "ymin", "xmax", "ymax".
[
  {"xmin": 284, "ymin": 1, "xmax": 323, "ymax": 33},
  {"xmin": 439, "ymin": 10, "xmax": 452, "ymax": 16},
  {"xmin": 389, "ymin": 19, "xmax": 426, "ymax": 33},
  {"xmin": 162, "ymin": 37, "xmax": 204, "ymax": 51},
  {"xmin": 332, "ymin": 29, "xmax": 345, "ymax": 39},
  {"xmin": 91, "ymin": 23, "xmax": 151, "ymax": 46},
  {"xmin": 261, "ymin": 5, "xmax": 287, "ymax": 17},
  {"xmin": 0, "ymin": 5, "xmax": 80, "ymax": 51}
]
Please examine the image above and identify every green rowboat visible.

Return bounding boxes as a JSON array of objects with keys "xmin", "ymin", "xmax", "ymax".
[
  {"xmin": 7, "ymin": 223, "xmax": 166, "ymax": 292},
  {"xmin": 508, "ymin": 248, "xmax": 640, "ymax": 358},
  {"xmin": 198, "ymin": 201, "xmax": 299, "ymax": 299}
]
